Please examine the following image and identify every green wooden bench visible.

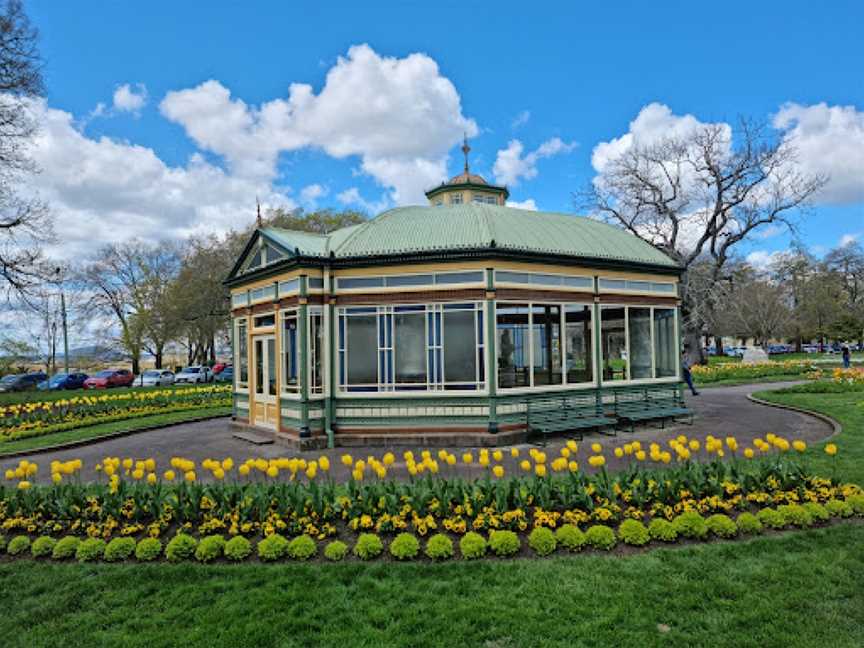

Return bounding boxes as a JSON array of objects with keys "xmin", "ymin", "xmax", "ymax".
[
  {"xmin": 527, "ymin": 393, "xmax": 617, "ymax": 445},
  {"xmin": 614, "ymin": 385, "xmax": 693, "ymax": 433}
]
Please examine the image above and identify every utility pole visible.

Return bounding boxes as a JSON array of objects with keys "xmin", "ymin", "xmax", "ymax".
[{"xmin": 55, "ymin": 267, "xmax": 70, "ymax": 374}]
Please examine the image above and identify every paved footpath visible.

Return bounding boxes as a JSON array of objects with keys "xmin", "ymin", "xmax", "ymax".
[{"xmin": 4, "ymin": 381, "xmax": 833, "ymax": 483}]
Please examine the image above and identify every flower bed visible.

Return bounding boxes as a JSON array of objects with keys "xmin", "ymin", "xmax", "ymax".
[
  {"xmin": 1, "ymin": 436, "xmax": 860, "ymax": 563},
  {"xmin": 691, "ymin": 360, "xmax": 816, "ymax": 383},
  {"xmin": 0, "ymin": 386, "xmax": 231, "ymax": 443}
]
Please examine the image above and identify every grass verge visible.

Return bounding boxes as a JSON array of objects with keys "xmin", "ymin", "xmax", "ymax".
[
  {"xmin": 0, "ymin": 406, "xmax": 231, "ymax": 455},
  {"xmin": 0, "ymin": 523, "xmax": 862, "ymax": 648}
]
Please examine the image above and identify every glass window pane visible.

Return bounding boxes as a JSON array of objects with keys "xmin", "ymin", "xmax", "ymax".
[
  {"xmin": 395, "ymin": 312, "xmax": 426, "ymax": 384},
  {"xmin": 267, "ymin": 338, "xmax": 277, "ymax": 396},
  {"xmin": 601, "ymin": 306, "xmax": 627, "ymax": 381},
  {"xmin": 254, "ymin": 339, "xmax": 264, "ymax": 394},
  {"xmin": 237, "ymin": 321, "xmax": 248, "ymax": 386},
  {"xmin": 443, "ymin": 310, "xmax": 476, "ymax": 383},
  {"xmin": 386, "ymin": 274, "xmax": 434, "ymax": 287},
  {"xmin": 565, "ymin": 305, "xmax": 593, "ymax": 383},
  {"xmin": 531, "ymin": 304, "xmax": 563, "ymax": 386},
  {"xmin": 346, "ymin": 315, "xmax": 377, "ymax": 384},
  {"xmin": 628, "ymin": 307, "xmax": 652, "ymax": 379},
  {"xmin": 627, "ymin": 280, "xmax": 651, "ymax": 292},
  {"xmin": 563, "ymin": 276, "xmax": 593, "ymax": 289},
  {"xmin": 282, "ymin": 315, "xmax": 298, "ymax": 391},
  {"xmin": 278, "ymin": 279, "xmax": 299, "ymax": 294},
  {"xmin": 497, "ymin": 304, "xmax": 530, "ymax": 388},
  {"xmin": 654, "ymin": 308, "xmax": 677, "ymax": 378},
  {"xmin": 496, "ymin": 271, "xmax": 532, "ymax": 284},
  {"xmin": 531, "ymin": 274, "xmax": 564, "ymax": 287},
  {"xmin": 339, "ymin": 277, "xmax": 385, "ymax": 290},
  {"xmin": 599, "ymin": 278, "xmax": 626, "ymax": 291},
  {"xmin": 435, "ymin": 271, "xmax": 484, "ymax": 284},
  {"xmin": 651, "ymin": 282, "xmax": 676, "ymax": 293}
]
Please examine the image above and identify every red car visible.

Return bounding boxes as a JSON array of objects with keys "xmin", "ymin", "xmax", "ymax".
[{"xmin": 83, "ymin": 369, "xmax": 135, "ymax": 389}]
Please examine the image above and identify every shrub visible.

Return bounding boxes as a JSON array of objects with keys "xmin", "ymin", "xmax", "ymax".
[
  {"xmin": 825, "ymin": 499, "xmax": 854, "ymax": 518},
  {"xmin": 585, "ymin": 525, "xmax": 616, "ymax": 550},
  {"xmin": 7, "ymin": 535, "xmax": 30, "ymax": 556},
  {"xmin": 324, "ymin": 540, "xmax": 348, "ymax": 561},
  {"xmin": 135, "ymin": 538, "xmax": 163, "ymax": 561},
  {"xmin": 425, "ymin": 533, "xmax": 454, "ymax": 560},
  {"xmin": 777, "ymin": 504, "xmax": 813, "ymax": 528},
  {"xmin": 459, "ymin": 531, "xmax": 487, "ymax": 559},
  {"xmin": 195, "ymin": 535, "xmax": 226, "ymax": 563},
  {"xmin": 389, "ymin": 533, "xmax": 420, "ymax": 560},
  {"xmin": 103, "ymin": 537, "xmax": 136, "ymax": 562},
  {"xmin": 0, "ymin": 535, "xmax": 5, "ymax": 552},
  {"xmin": 618, "ymin": 519, "xmax": 650, "ymax": 546},
  {"xmin": 353, "ymin": 533, "xmax": 384, "ymax": 560},
  {"xmin": 648, "ymin": 518, "xmax": 678, "ymax": 542},
  {"xmin": 706, "ymin": 514, "xmax": 738, "ymax": 538},
  {"xmin": 528, "ymin": 527, "xmax": 557, "ymax": 555},
  {"xmin": 224, "ymin": 536, "xmax": 252, "ymax": 562},
  {"xmin": 287, "ymin": 535, "xmax": 317, "ymax": 561},
  {"xmin": 555, "ymin": 524, "xmax": 586, "ymax": 551},
  {"xmin": 735, "ymin": 512, "xmax": 763, "ymax": 535},
  {"xmin": 847, "ymin": 494, "xmax": 864, "ymax": 515},
  {"xmin": 30, "ymin": 536, "xmax": 57, "ymax": 558},
  {"xmin": 257, "ymin": 533, "xmax": 289, "ymax": 562},
  {"xmin": 802, "ymin": 502, "xmax": 830, "ymax": 522},
  {"xmin": 76, "ymin": 538, "xmax": 106, "ymax": 562},
  {"xmin": 165, "ymin": 533, "xmax": 198, "ymax": 562},
  {"xmin": 757, "ymin": 507, "xmax": 786, "ymax": 529},
  {"xmin": 673, "ymin": 512, "xmax": 708, "ymax": 539},
  {"xmin": 52, "ymin": 536, "xmax": 81, "ymax": 560},
  {"xmin": 488, "ymin": 529, "xmax": 520, "ymax": 557}
]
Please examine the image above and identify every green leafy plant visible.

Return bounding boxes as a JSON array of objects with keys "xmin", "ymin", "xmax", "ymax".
[
  {"xmin": 802, "ymin": 502, "xmax": 830, "ymax": 522},
  {"xmin": 424, "ymin": 533, "xmax": 454, "ymax": 560},
  {"xmin": 459, "ymin": 531, "xmax": 487, "ymax": 559},
  {"xmin": 195, "ymin": 535, "xmax": 226, "ymax": 563},
  {"xmin": 777, "ymin": 504, "xmax": 813, "ymax": 528},
  {"xmin": 0, "ymin": 535, "xmax": 6, "ymax": 552},
  {"xmin": 76, "ymin": 538, "xmax": 106, "ymax": 562},
  {"xmin": 52, "ymin": 536, "xmax": 81, "ymax": 560},
  {"xmin": 488, "ymin": 529, "xmax": 520, "ymax": 557},
  {"xmin": 323, "ymin": 540, "xmax": 348, "ymax": 561},
  {"xmin": 353, "ymin": 533, "xmax": 384, "ymax": 560},
  {"xmin": 389, "ymin": 532, "xmax": 420, "ymax": 560},
  {"xmin": 706, "ymin": 514, "xmax": 738, "ymax": 538},
  {"xmin": 30, "ymin": 536, "xmax": 56, "ymax": 558},
  {"xmin": 7, "ymin": 535, "xmax": 30, "ymax": 556},
  {"xmin": 257, "ymin": 533, "xmax": 289, "ymax": 561},
  {"xmin": 103, "ymin": 537, "xmax": 136, "ymax": 562},
  {"xmin": 673, "ymin": 512, "xmax": 708, "ymax": 539},
  {"xmin": 757, "ymin": 507, "xmax": 786, "ymax": 529},
  {"xmin": 618, "ymin": 519, "xmax": 650, "ymax": 546},
  {"xmin": 847, "ymin": 494, "xmax": 864, "ymax": 515},
  {"xmin": 224, "ymin": 536, "xmax": 252, "ymax": 561},
  {"xmin": 287, "ymin": 535, "xmax": 317, "ymax": 561},
  {"xmin": 555, "ymin": 524, "xmax": 586, "ymax": 551},
  {"xmin": 648, "ymin": 518, "xmax": 678, "ymax": 542},
  {"xmin": 585, "ymin": 525, "xmax": 616, "ymax": 550},
  {"xmin": 825, "ymin": 499, "xmax": 854, "ymax": 518},
  {"xmin": 165, "ymin": 533, "xmax": 198, "ymax": 562},
  {"xmin": 528, "ymin": 527, "xmax": 557, "ymax": 556},
  {"xmin": 135, "ymin": 538, "xmax": 163, "ymax": 561},
  {"xmin": 735, "ymin": 512, "xmax": 763, "ymax": 535}
]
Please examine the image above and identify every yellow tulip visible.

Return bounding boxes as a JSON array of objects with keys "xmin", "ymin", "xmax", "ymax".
[
  {"xmin": 743, "ymin": 448, "xmax": 754, "ymax": 459},
  {"xmin": 520, "ymin": 460, "xmax": 531, "ymax": 472},
  {"xmin": 535, "ymin": 464, "xmax": 547, "ymax": 477},
  {"xmin": 492, "ymin": 465, "xmax": 504, "ymax": 478},
  {"xmin": 319, "ymin": 456, "xmax": 330, "ymax": 472},
  {"xmin": 825, "ymin": 444, "xmax": 838, "ymax": 456},
  {"xmin": 146, "ymin": 472, "xmax": 157, "ymax": 485},
  {"xmin": 17, "ymin": 480, "xmax": 30, "ymax": 490},
  {"xmin": 560, "ymin": 447, "xmax": 571, "ymax": 458},
  {"xmin": 144, "ymin": 459, "xmax": 156, "ymax": 472},
  {"xmin": 510, "ymin": 447, "xmax": 520, "ymax": 458},
  {"xmin": 568, "ymin": 460, "xmax": 579, "ymax": 472},
  {"xmin": 792, "ymin": 440, "xmax": 806, "ymax": 453},
  {"xmin": 132, "ymin": 469, "xmax": 144, "ymax": 480},
  {"xmin": 446, "ymin": 454, "xmax": 456, "ymax": 466},
  {"xmin": 52, "ymin": 472, "xmax": 62, "ymax": 484},
  {"xmin": 213, "ymin": 468, "xmax": 225, "ymax": 480},
  {"xmin": 591, "ymin": 442, "xmax": 602, "ymax": 453},
  {"xmin": 185, "ymin": 470, "xmax": 196, "ymax": 482},
  {"xmin": 164, "ymin": 470, "xmax": 175, "ymax": 481},
  {"xmin": 266, "ymin": 466, "xmax": 279, "ymax": 478},
  {"xmin": 238, "ymin": 464, "xmax": 250, "ymax": 477},
  {"xmin": 462, "ymin": 452, "xmax": 473, "ymax": 464},
  {"xmin": 635, "ymin": 450, "xmax": 646, "ymax": 461},
  {"xmin": 222, "ymin": 458, "xmax": 234, "ymax": 471},
  {"xmin": 614, "ymin": 447, "xmax": 623, "ymax": 459}
]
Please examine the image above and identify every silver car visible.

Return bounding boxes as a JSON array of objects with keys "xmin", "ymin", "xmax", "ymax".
[
  {"xmin": 174, "ymin": 366, "xmax": 211, "ymax": 384},
  {"xmin": 138, "ymin": 370, "xmax": 175, "ymax": 387}
]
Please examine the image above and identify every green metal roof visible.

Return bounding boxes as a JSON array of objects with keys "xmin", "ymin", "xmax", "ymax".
[{"xmin": 260, "ymin": 204, "xmax": 678, "ymax": 268}]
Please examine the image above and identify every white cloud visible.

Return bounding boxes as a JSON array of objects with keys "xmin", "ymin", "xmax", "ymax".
[
  {"xmin": 746, "ymin": 250, "xmax": 784, "ymax": 270},
  {"xmin": 299, "ymin": 183, "xmax": 327, "ymax": 207},
  {"xmin": 25, "ymin": 99, "xmax": 293, "ymax": 257},
  {"xmin": 160, "ymin": 44, "xmax": 477, "ymax": 202},
  {"xmin": 773, "ymin": 103, "xmax": 864, "ymax": 205},
  {"xmin": 506, "ymin": 198, "xmax": 538, "ymax": 211},
  {"xmin": 113, "ymin": 83, "xmax": 148, "ymax": 113},
  {"xmin": 511, "ymin": 110, "xmax": 530, "ymax": 129},
  {"xmin": 840, "ymin": 233, "xmax": 860, "ymax": 247},
  {"xmin": 754, "ymin": 224, "xmax": 785, "ymax": 240},
  {"xmin": 336, "ymin": 187, "xmax": 389, "ymax": 214},
  {"xmin": 492, "ymin": 137, "xmax": 576, "ymax": 186}
]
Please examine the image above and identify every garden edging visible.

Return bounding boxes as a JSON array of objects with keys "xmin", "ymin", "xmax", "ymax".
[{"xmin": 747, "ymin": 392, "xmax": 842, "ymax": 440}]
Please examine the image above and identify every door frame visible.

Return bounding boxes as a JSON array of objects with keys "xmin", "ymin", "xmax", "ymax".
[{"xmin": 252, "ymin": 333, "xmax": 277, "ymax": 429}]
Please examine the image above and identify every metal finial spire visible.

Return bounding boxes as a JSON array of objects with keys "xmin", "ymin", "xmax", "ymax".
[
  {"xmin": 461, "ymin": 132, "xmax": 471, "ymax": 174},
  {"xmin": 256, "ymin": 197, "xmax": 262, "ymax": 227}
]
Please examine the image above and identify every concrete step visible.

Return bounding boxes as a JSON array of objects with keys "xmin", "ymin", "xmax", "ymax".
[{"xmin": 232, "ymin": 430, "xmax": 274, "ymax": 445}]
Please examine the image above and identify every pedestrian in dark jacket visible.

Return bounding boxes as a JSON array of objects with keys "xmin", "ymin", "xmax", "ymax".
[{"xmin": 681, "ymin": 351, "xmax": 700, "ymax": 396}]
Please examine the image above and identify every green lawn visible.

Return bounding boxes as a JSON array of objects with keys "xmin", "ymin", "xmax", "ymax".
[
  {"xmin": 0, "ymin": 406, "xmax": 231, "ymax": 455},
  {"xmin": 0, "ymin": 382, "xmax": 224, "ymax": 407},
  {"xmin": 0, "ymin": 523, "xmax": 862, "ymax": 648},
  {"xmin": 708, "ymin": 351, "xmax": 862, "ymax": 365}
]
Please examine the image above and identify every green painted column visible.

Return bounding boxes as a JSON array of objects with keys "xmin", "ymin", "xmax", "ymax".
[
  {"xmin": 485, "ymin": 268, "xmax": 498, "ymax": 434},
  {"xmin": 593, "ymin": 276, "xmax": 603, "ymax": 411},
  {"xmin": 298, "ymin": 275, "xmax": 310, "ymax": 438},
  {"xmin": 325, "ymin": 273, "xmax": 336, "ymax": 448}
]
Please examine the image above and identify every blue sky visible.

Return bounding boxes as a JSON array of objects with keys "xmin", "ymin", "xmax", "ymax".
[{"xmin": 26, "ymin": 1, "xmax": 864, "ymax": 261}]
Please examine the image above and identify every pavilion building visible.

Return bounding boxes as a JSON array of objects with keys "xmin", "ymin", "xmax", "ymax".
[{"xmin": 226, "ymin": 146, "xmax": 683, "ymax": 449}]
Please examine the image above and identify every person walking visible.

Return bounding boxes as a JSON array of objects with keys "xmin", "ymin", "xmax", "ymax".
[
  {"xmin": 842, "ymin": 345, "xmax": 851, "ymax": 369},
  {"xmin": 681, "ymin": 350, "xmax": 700, "ymax": 396}
]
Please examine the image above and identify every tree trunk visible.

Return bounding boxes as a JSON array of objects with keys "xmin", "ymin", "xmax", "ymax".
[
  {"xmin": 154, "ymin": 348, "xmax": 163, "ymax": 370},
  {"xmin": 131, "ymin": 356, "xmax": 140, "ymax": 375},
  {"xmin": 715, "ymin": 336, "xmax": 724, "ymax": 356}
]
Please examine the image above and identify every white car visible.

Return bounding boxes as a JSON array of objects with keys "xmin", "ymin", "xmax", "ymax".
[
  {"xmin": 138, "ymin": 370, "xmax": 175, "ymax": 387},
  {"xmin": 174, "ymin": 366, "xmax": 212, "ymax": 384}
]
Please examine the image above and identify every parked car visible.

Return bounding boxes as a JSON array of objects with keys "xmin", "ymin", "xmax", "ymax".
[
  {"xmin": 0, "ymin": 373, "xmax": 45, "ymax": 393},
  {"xmin": 83, "ymin": 369, "xmax": 135, "ymax": 389},
  {"xmin": 215, "ymin": 366, "xmax": 233, "ymax": 383},
  {"xmin": 725, "ymin": 347, "xmax": 745, "ymax": 358},
  {"xmin": 38, "ymin": 372, "xmax": 89, "ymax": 391},
  {"xmin": 138, "ymin": 370, "xmax": 175, "ymax": 387},
  {"xmin": 175, "ymin": 366, "xmax": 212, "ymax": 384},
  {"xmin": 212, "ymin": 362, "xmax": 228, "ymax": 375}
]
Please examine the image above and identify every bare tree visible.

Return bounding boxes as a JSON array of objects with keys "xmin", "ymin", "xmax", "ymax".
[
  {"xmin": 719, "ymin": 267, "xmax": 793, "ymax": 349},
  {"xmin": 579, "ymin": 118, "xmax": 826, "ymax": 363},
  {"xmin": 0, "ymin": 0, "xmax": 51, "ymax": 295}
]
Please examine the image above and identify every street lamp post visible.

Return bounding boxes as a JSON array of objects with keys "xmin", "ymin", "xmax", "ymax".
[{"xmin": 55, "ymin": 267, "xmax": 70, "ymax": 374}]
